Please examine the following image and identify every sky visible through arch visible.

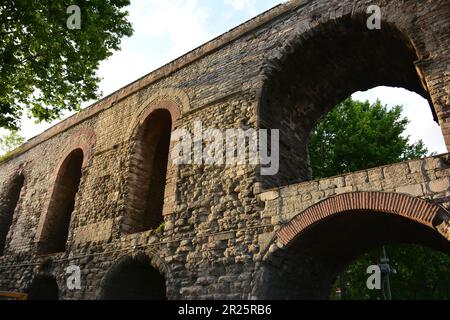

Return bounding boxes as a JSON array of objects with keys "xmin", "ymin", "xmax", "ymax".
[{"xmin": 14, "ymin": 0, "xmax": 447, "ymax": 154}]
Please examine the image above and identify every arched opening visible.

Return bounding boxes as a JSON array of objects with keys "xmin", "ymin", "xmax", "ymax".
[
  {"xmin": 124, "ymin": 109, "xmax": 172, "ymax": 234},
  {"xmin": 98, "ymin": 256, "xmax": 167, "ymax": 300},
  {"xmin": 329, "ymin": 243, "xmax": 450, "ymax": 300},
  {"xmin": 307, "ymin": 90, "xmax": 437, "ymax": 180},
  {"xmin": 0, "ymin": 174, "xmax": 24, "ymax": 256},
  {"xmin": 255, "ymin": 210, "xmax": 450, "ymax": 300},
  {"xmin": 38, "ymin": 149, "xmax": 84, "ymax": 254},
  {"xmin": 27, "ymin": 275, "xmax": 59, "ymax": 300},
  {"xmin": 352, "ymin": 87, "xmax": 447, "ymax": 155},
  {"xmin": 260, "ymin": 15, "xmax": 439, "ymax": 188}
]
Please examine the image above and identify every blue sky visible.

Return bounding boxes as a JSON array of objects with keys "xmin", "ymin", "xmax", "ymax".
[{"xmin": 15, "ymin": 0, "xmax": 447, "ymax": 154}]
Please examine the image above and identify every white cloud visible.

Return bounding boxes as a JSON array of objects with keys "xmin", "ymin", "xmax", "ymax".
[
  {"xmin": 224, "ymin": 0, "xmax": 259, "ymax": 15},
  {"xmin": 353, "ymin": 87, "xmax": 447, "ymax": 155},
  {"xmin": 13, "ymin": 1, "xmax": 448, "ymax": 157},
  {"xmin": 96, "ymin": 43, "xmax": 154, "ymax": 98},
  {"xmin": 225, "ymin": 0, "xmax": 248, "ymax": 11},
  {"xmin": 224, "ymin": 0, "xmax": 285, "ymax": 15},
  {"xmin": 19, "ymin": 0, "xmax": 213, "ymax": 140},
  {"xmin": 94, "ymin": 0, "xmax": 212, "ymax": 98},
  {"xmin": 130, "ymin": 0, "xmax": 211, "ymax": 59}
]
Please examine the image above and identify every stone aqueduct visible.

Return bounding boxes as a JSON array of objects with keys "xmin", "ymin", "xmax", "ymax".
[{"xmin": 0, "ymin": 0, "xmax": 449, "ymax": 299}]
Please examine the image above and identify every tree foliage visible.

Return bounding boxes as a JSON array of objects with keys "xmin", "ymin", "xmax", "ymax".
[
  {"xmin": 329, "ymin": 245, "xmax": 450, "ymax": 300},
  {"xmin": 309, "ymin": 97, "xmax": 450, "ymax": 300},
  {"xmin": 0, "ymin": 130, "xmax": 24, "ymax": 159},
  {"xmin": 309, "ymin": 98, "xmax": 428, "ymax": 179},
  {"xmin": 0, "ymin": 0, "xmax": 133, "ymax": 130}
]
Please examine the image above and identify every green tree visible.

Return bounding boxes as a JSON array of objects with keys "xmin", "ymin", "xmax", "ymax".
[
  {"xmin": 309, "ymin": 97, "xmax": 450, "ymax": 300},
  {"xmin": 329, "ymin": 245, "xmax": 450, "ymax": 300},
  {"xmin": 309, "ymin": 98, "xmax": 428, "ymax": 179},
  {"xmin": 1, "ymin": 0, "xmax": 133, "ymax": 130},
  {"xmin": 0, "ymin": 130, "xmax": 25, "ymax": 159}
]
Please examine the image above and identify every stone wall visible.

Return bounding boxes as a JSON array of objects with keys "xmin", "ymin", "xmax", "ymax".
[
  {"xmin": 0, "ymin": 0, "xmax": 449, "ymax": 300},
  {"xmin": 259, "ymin": 155, "xmax": 450, "ymax": 229},
  {"xmin": 251, "ymin": 155, "xmax": 450, "ymax": 300}
]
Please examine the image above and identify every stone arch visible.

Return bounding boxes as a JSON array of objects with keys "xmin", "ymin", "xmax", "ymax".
[
  {"xmin": 0, "ymin": 172, "xmax": 25, "ymax": 256},
  {"xmin": 126, "ymin": 96, "xmax": 182, "ymax": 140},
  {"xmin": 35, "ymin": 129, "xmax": 96, "ymax": 254},
  {"xmin": 52, "ymin": 128, "xmax": 97, "ymax": 170},
  {"xmin": 125, "ymin": 88, "xmax": 186, "ymax": 143},
  {"xmin": 258, "ymin": 10, "xmax": 442, "ymax": 188},
  {"xmin": 36, "ymin": 149, "xmax": 84, "ymax": 254},
  {"xmin": 97, "ymin": 252, "xmax": 168, "ymax": 300},
  {"xmin": 121, "ymin": 99, "xmax": 181, "ymax": 234},
  {"xmin": 253, "ymin": 192, "xmax": 450, "ymax": 300},
  {"xmin": 261, "ymin": 5, "xmax": 437, "ymax": 114},
  {"xmin": 27, "ymin": 274, "xmax": 59, "ymax": 300},
  {"xmin": 277, "ymin": 192, "xmax": 450, "ymax": 247}
]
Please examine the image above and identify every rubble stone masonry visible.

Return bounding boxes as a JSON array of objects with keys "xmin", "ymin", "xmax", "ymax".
[{"xmin": 0, "ymin": 0, "xmax": 449, "ymax": 299}]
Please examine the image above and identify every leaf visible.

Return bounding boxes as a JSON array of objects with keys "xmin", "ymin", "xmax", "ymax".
[{"xmin": 0, "ymin": 0, "xmax": 133, "ymax": 130}]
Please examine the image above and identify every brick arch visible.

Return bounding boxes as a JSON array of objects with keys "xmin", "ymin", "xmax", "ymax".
[
  {"xmin": 126, "ymin": 96, "xmax": 182, "ymax": 141},
  {"xmin": 96, "ymin": 251, "xmax": 169, "ymax": 300},
  {"xmin": 0, "ymin": 172, "xmax": 25, "ymax": 256},
  {"xmin": 277, "ymin": 192, "xmax": 450, "ymax": 247},
  {"xmin": 56, "ymin": 128, "xmax": 97, "ymax": 169},
  {"xmin": 130, "ymin": 100, "xmax": 180, "ymax": 141},
  {"xmin": 35, "ymin": 129, "xmax": 96, "ymax": 253},
  {"xmin": 26, "ymin": 274, "xmax": 59, "ymax": 300},
  {"xmin": 261, "ymin": 5, "xmax": 435, "ymax": 113},
  {"xmin": 122, "ymin": 99, "xmax": 181, "ymax": 234},
  {"xmin": 258, "ymin": 9, "xmax": 443, "ymax": 189}
]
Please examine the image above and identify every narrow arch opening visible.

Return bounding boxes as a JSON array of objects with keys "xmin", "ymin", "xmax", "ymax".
[
  {"xmin": 255, "ymin": 211, "xmax": 450, "ymax": 300},
  {"xmin": 27, "ymin": 275, "xmax": 59, "ymax": 300},
  {"xmin": 124, "ymin": 109, "xmax": 172, "ymax": 234},
  {"xmin": 99, "ymin": 258, "xmax": 167, "ymax": 300},
  {"xmin": 0, "ymin": 174, "xmax": 25, "ymax": 256},
  {"xmin": 38, "ymin": 149, "xmax": 84, "ymax": 254},
  {"xmin": 260, "ymin": 16, "xmax": 441, "ymax": 188}
]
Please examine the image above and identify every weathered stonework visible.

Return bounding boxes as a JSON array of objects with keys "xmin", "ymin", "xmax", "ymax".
[{"xmin": 0, "ymin": 0, "xmax": 449, "ymax": 300}]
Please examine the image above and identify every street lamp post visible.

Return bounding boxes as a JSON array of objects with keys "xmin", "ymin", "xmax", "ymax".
[{"xmin": 379, "ymin": 246, "xmax": 397, "ymax": 300}]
